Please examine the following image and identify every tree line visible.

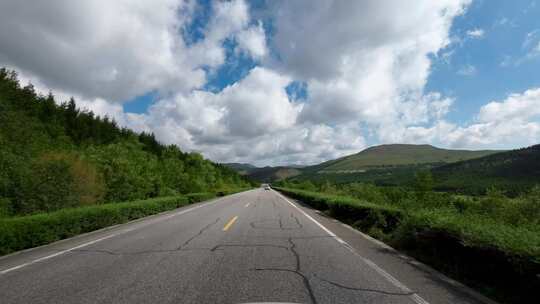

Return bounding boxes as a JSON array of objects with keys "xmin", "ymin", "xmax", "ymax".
[{"xmin": 0, "ymin": 68, "xmax": 252, "ymax": 216}]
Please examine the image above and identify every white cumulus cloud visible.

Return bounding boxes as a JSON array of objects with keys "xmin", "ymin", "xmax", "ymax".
[
  {"xmin": 7, "ymin": 0, "xmax": 536, "ymax": 165},
  {"xmin": 398, "ymin": 88, "xmax": 540, "ymax": 149},
  {"xmin": 271, "ymin": 0, "xmax": 470, "ymax": 143},
  {"xmin": 0, "ymin": 0, "xmax": 206, "ymax": 101}
]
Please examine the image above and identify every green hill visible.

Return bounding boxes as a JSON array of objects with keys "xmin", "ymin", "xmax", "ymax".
[
  {"xmin": 0, "ymin": 68, "xmax": 251, "ymax": 217},
  {"xmin": 433, "ymin": 144, "xmax": 540, "ymax": 195},
  {"xmin": 310, "ymin": 144, "xmax": 500, "ymax": 172},
  {"xmin": 290, "ymin": 144, "xmax": 501, "ymax": 185}
]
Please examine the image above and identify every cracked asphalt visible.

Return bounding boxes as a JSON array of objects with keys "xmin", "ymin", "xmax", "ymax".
[{"xmin": 0, "ymin": 189, "xmax": 492, "ymax": 304}]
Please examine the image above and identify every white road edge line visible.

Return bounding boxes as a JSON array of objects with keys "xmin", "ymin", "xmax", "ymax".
[
  {"xmin": 337, "ymin": 222, "xmax": 499, "ymax": 304},
  {"xmin": 0, "ymin": 197, "xmax": 223, "ymax": 275},
  {"xmin": 273, "ymin": 189, "xmax": 430, "ymax": 304},
  {"xmin": 0, "ymin": 234, "xmax": 117, "ymax": 274}
]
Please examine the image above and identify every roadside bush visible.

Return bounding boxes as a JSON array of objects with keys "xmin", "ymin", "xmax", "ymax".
[
  {"xmin": 341, "ymin": 183, "xmax": 386, "ymax": 204},
  {"xmin": 0, "ymin": 198, "xmax": 12, "ymax": 217},
  {"xmin": 159, "ymin": 187, "xmax": 178, "ymax": 197},
  {"xmin": 414, "ymin": 170, "xmax": 434, "ymax": 195},
  {"xmin": 15, "ymin": 152, "xmax": 105, "ymax": 214},
  {"xmin": 380, "ymin": 186, "xmax": 412, "ymax": 205},
  {"xmin": 517, "ymin": 185, "xmax": 540, "ymax": 225},
  {"xmin": 276, "ymin": 187, "xmax": 402, "ymax": 233},
  {"xmin": 449, "ymin": 195, "xmax": 472, "ymax": 214},
  {"xmin": 319, "ymin": 180, "xmax": 338, "ymax": 194},
  {"xmin": 0, "ymin": 196, "xmax": 189, "ymax": 255},
  {"xmin": 185, "ymin": 192, "xmax": 216, "ymax": 203},
  {"xmin": 296, "ymin": 180, "xmax": 317, "ymax": 191},
  {"xmin": 20, "ymin": 155, "xmax": 77, "ymax": 213},
  {"xmin": 477, "ymin": 187, "xmax": 506, "ymax": 216}
]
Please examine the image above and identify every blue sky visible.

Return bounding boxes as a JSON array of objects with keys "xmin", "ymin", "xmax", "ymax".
[
  {"xmin": 2, "ymin": 0, "xmax": 540, "ymax": 165},
  {"xmin": 427, "ymin": 0, "xmax": 540, "ymax": 124}
]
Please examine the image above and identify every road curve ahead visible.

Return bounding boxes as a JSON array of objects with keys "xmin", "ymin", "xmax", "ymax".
[{"xmin": 0, "ymin": 189, "xmax": 493, "ymax": 304}]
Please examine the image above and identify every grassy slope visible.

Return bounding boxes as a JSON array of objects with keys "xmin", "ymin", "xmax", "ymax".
[
  {"xmin": 232, "ymin": 144, "xmax": 501, "ymax": 184},
  {"xmin": 315, "ymin": 144, "xmax": 501, "ymax": 172},
  {"xmin": 291, "ymin": 144, "xmax": 500, "ymax": 186}
]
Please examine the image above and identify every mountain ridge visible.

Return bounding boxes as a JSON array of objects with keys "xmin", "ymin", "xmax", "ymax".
[
  {"xmin": 227, "ymin": 144, "xmax": 503, "ymax": 183},
  {"xmin": 303, "ymin": 144, "xmax": 502, "ymax": 173},
  {"xmin": 432, "ymin": 144, "xmax": 540, "ymax": 194}
]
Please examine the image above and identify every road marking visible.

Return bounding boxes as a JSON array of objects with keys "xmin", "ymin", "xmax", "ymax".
[
  {"xmin": 245, "ymin": 202, "xmax": 251, "ymax": 207},
  {"xmin": 0, "ymin": 198, "xmax": 221, "ymax": 275},
  {"xmin": 222, "ymin": 216, "xmax": 238, "ymax": 231},
  {"xmin": 273, "ymin": 190, "xmax": 430, "ymax": 304},
  {"xmin": 0, "ymin": 234, "xmax": 117, "ymax": 275}
]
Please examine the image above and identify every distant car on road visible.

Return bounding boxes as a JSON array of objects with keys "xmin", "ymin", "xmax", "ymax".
[{"xmin": 262, "ymin": 184, "xmax": 271, "ymax": 190}]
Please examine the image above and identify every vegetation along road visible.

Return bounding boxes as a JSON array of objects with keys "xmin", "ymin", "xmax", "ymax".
[{"xmin": 0, "ymin": 188, "xmax": 495, "ymax": 304}]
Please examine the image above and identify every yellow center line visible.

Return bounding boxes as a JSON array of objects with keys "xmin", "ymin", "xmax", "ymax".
[
  {"xmin": 244, "ymin": 202, "xmax": 251, "ymax": 207},
  {"xmin": 222, "ymin": 216, "xmax": 238, "ymax": 231}
]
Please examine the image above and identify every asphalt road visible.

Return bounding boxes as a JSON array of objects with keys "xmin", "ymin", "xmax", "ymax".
[{"xmin": 0, "ymin": 188, "xmax": 495, "ymax": 304}]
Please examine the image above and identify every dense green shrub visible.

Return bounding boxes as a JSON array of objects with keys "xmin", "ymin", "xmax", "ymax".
[
  {"xmin": 185, "ymin": 192, "xmax": 216, "ymax": 203},
  {"xmin": 341, "ymin": 183, "xmax": 386, "ymax": 204},
  {"xmin": 0, "ymin": 198, "xmax": 11, "ymax": 218},
  {"xmin": 517, "ymin": 186, "xmax": 540, "ymax": 225}
]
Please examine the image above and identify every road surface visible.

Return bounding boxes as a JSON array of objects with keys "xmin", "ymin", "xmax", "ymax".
[{"xmin": 0, "ymin": 188, "xmax": 495, "ymax": 304}]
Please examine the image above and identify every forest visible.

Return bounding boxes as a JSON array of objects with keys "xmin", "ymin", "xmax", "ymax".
[{"xmin": 0, "ymin": 68, "xmax": 252, "ymax": 217}]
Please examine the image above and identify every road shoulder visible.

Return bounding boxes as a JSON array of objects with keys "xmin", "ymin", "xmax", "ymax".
[{"xmin": 276, "ymin": 191, "xmax": 498, "ymax": 304}]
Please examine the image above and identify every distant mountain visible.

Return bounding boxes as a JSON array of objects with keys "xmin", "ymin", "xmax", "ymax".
[
  {"xmin": 286, "ymin": 164, "xmax": 306, "ymax": 169},
  {"xmin": 247, "ymin": 166, "xmax": 302, "ymax": 183},
  {"xmin": 433, "ymin": 144, "xmax": 540, "ymax": 194},
  {"xmin": 227, "ymin": 144, "xmax": 505, "ymax": 185},
  {"xmin": 224, "ymin": 163, "xmax": 304, "ymax": 182},
  {"xmin": 223, "ymin": 163, "xmax": 258, "ymax": 174},
  {"xmin": 288, "ymin": 144, "xmax": 503, "ymax": 185},
  {"xmin": 306, "ymin": 144, "xmax": 501, "ymax": 173}
]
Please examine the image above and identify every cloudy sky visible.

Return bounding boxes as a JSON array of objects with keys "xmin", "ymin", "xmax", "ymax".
[{"xmin": 1, "ymin": 0, "xmax": 539, "ymax": 166}]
